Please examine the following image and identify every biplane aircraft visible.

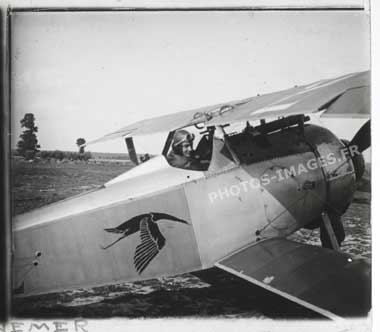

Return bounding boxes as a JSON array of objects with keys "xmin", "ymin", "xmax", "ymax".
[{"xmin": 13, "ymin": 71, "xmax": 371, "ymax": 319}]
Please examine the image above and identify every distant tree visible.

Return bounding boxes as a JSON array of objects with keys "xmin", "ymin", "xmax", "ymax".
[
  {"xmin": 16, "ymin": 113, "xmax": 40, "ymax": 160},
  {"xmin": 76, "ymin": 138, "xmax": 86, "ymax": 154}
]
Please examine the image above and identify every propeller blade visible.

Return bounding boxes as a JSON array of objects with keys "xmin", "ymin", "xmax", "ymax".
[{"xmin": 350, "ymin": 120, "xmax": 371, "ymax": 153}]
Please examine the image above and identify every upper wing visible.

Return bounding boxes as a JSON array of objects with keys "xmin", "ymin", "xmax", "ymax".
[
  {"xmin": 215, "ymin": 238, "xmax": 371, "ymax": 319},
  {"xmin": 86, "ymin": 71, "xmax": 369, "ymax": 146}
]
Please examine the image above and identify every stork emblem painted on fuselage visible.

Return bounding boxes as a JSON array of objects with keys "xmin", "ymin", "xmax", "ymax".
[{"xmin": 101, "ymin": 212, "xmax": 188, "ymax": 274}]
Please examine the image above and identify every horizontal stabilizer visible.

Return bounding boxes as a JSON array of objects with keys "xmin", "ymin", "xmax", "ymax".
[{"xmin": 215, "ymin": 238, "xmax": 370, "ymax": 319}]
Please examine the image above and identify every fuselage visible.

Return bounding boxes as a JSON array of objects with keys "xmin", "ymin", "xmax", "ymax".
[{"xmin": 13, "ymin": 123, "xmax": 356, "ymax": 296}]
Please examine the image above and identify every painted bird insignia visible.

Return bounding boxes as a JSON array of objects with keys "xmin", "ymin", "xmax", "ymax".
[{"xmin": 101, "ymin": 212, "xmax": 188, "ymax": 274}]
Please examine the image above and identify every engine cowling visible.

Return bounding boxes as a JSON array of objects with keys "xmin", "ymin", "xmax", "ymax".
[{"xmin": 303, "ymin": 125, "xmax": 356, "ymax": 216}]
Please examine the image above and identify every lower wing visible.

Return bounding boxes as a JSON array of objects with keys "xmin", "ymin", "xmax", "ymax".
[{"xmin": 215, "ymin": 238, "xmax": 370, "ymax": 319}]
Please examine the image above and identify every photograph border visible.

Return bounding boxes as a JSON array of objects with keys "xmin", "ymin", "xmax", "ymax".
[{"xmin": 1, "ymin": 1, "xmax": 373, "ymax": 330}]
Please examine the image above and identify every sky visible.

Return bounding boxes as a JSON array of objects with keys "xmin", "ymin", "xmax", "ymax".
[{"xmin": 11, "ymin": 10, "xmax": 370, "ymax": 158}]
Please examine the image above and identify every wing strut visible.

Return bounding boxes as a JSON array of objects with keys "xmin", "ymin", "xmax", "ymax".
[
  {"xmin": 321, "ymin": 212, "xmax": 340, "ymax": 251},
  {"xmin": 125, "ymin": 137, "xmax": 139, "ymax": 165}
]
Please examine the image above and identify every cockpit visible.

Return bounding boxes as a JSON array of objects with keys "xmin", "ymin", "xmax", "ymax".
[
  {"xmin": 163, "ymin": 115, "xmax": 311, "ymax": 172},
  {"xmin": 164, "ymin": 127, "xmax": 214, "ymax": 172},
  {"xmin": 163, "ymin": 125, "xmax": 239, "ymax": 173}
]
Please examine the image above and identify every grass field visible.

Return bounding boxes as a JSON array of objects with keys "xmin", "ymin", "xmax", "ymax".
[
  {"xmin": 11, "ymin": 159, "xmax": 133, "ymax": 215},
  {"xmin": 11, "ymin": 159, "xmax": 371, "ymax": 318}
]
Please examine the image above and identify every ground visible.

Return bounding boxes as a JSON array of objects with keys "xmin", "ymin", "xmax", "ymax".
[{"xmin": 11, "ymin": 159, "xmax": 371, "ymax": 318}]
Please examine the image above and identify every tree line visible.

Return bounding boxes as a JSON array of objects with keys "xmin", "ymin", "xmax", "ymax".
[{"xmin": 37, "ymin": 150, "xmax": 92, "ymax": 161}]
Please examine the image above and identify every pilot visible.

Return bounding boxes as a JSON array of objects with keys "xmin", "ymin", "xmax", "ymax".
[{"xmin": 166, "ymin": 129, "xmax": 204, "ymax": 171}]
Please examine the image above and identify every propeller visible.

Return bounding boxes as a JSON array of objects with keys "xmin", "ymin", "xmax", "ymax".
[
  {"xmin": 321, "ymin": 120, "xmax": 370, "ymax": 250},
  {"xmin": 349, "ymin": 120, "xmax": 371, "ymax": 153},
  {"xmin": 341, "ymin": 120, "xmax": 370, "ymax": 182}
]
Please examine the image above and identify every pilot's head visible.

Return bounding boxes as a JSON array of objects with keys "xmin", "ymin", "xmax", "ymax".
[{"xmin": 172, "ymin": 129, "xmax": 195, "ymax": 158}]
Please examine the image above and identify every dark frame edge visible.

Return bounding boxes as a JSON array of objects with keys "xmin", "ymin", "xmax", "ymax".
[{"xmin": 0, "ymin": 5, "xmax": 12, "ymax": 323}]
